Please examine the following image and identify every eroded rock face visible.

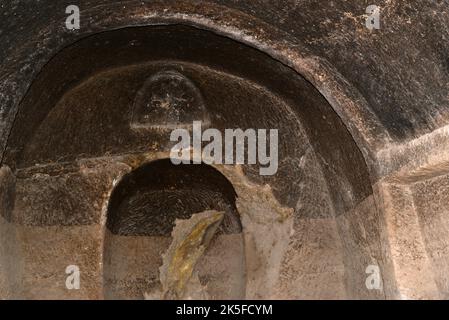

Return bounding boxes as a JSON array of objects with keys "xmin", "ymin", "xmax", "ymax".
[
  {"xmin": 0, "ymin": 166, "xmax": 18, "ymax": 299},
  {"xmin": 158, "ymin": 210, "xmax": 224, "ymax": 300},
  {"xmin": 0, "ymin": 0, "xmax": 448, "ymax": 300},
  {"xmin": 0, "ymin": 166, "xmax": 15, "ymax": 223}
]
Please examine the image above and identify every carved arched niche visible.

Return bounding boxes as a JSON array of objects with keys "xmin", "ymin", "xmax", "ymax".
[{"xmin": 103, "ymin": 159, "xmax": 245, "ymax": 299}]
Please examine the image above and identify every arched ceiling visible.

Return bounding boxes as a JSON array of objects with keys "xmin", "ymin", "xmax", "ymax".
[{"xmin": 0, "ymin": 0, "xmax": 448, "ymax": 179}]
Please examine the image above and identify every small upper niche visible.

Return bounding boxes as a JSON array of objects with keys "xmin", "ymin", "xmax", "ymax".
[{"xmin": 130, "ymin": 70, "xmax": 209, "ymax": 130}]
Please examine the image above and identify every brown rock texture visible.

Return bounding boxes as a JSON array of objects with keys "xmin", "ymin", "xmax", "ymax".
[{"xmin": 0, "ymin": 0, "xmax": 448, "ymax": 300}]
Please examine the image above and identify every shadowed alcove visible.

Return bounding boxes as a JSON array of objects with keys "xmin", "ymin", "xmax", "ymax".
[{"xmin": 103, "ymin": 159, "xmax": 245, "ymax": 299}]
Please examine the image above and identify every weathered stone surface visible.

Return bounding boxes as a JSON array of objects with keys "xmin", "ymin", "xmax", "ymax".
[
  {"xmin": 0, "ymin": 0, "xmax": 448, "ymax": 300},
  {"xmin": 0, "ymin": 166, "xmax": 19, "ymax": 299},
  {"xmin": 411, "ymin": 173, "xmax": 449, "ymax": 298}
]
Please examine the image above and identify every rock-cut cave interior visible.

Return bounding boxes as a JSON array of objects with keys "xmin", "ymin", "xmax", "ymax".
[{"xmin": 1, "ymin": 1, "xmax": 449, "ymax": 301}]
